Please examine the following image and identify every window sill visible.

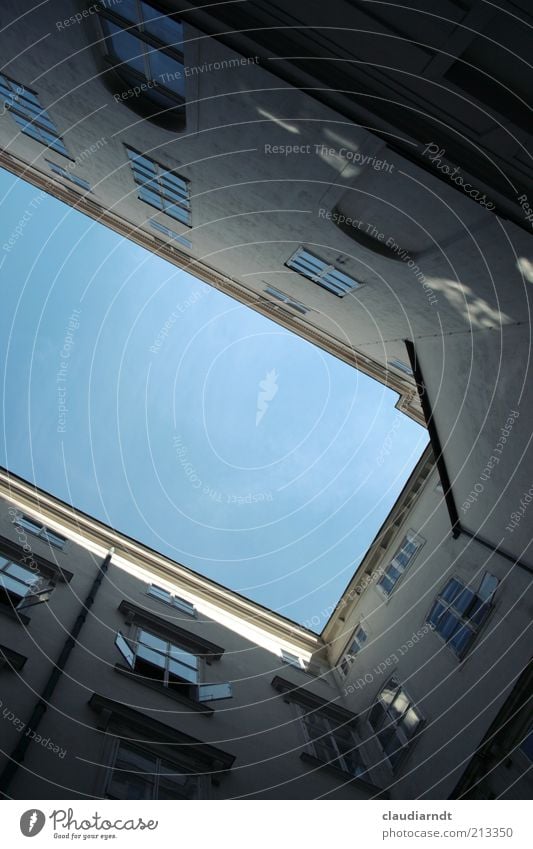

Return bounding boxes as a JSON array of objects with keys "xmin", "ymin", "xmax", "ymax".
[
  {"xmin": 0, "ymin": 604, "xmax": 30, "ymax": 626},
  {"xmin": 114, "ymin": 664, "xmax": 214, "ymax": 715},
  {"xmin": 299, "ymin": 752, "xmax": 387, "ymax": 796}
]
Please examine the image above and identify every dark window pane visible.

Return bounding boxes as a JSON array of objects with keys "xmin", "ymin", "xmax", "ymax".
[
  {"xmin": 102, "ymin": 20, "xmax": 146, "ymax": 75},
  {"xmin": 141, "ymin": 3, "xmax": 184, "ymax": 45},
  {"xmin": 436, "ymin": 610, "xmax": 461, "ymax": 641}
]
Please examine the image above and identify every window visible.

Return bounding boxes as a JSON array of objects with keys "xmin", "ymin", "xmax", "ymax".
[
  {"xmin": 286, "ymin": 247, "xmax": 362, "ymax": 296},
  {"xmin": 0, "ymin": 556, "xmax": 41, "ymax": 607},
  {"xmin": 149, "ymin": 219, "xmax": 191, "ymax": 248},
  {"xmin": 369, "ymin": 678, "xmax": 423, "ymax": 770},
  {"xmin": 13, "ymin": 514, "xmax": 67, "ymax": 549},
  {"xmin": 106, "ymin": 741, "xmax": 198, "ymax": 799},
  {"xmin": 0, "ymin": 74, "xmax": 70, "ymax": 156},
  {"xmin": 377, "ymin": 531, "xmax": 424, "ymax": 597},
  {"xmin": 299, "ymin": 706, "xmax": 366, "ymax": 778},
  {"xmin": 264, "ymin": 286, "xmax": 309, "ymax": 315},
  {"xmin": 98, "ymin": 0, "xmax": 185, "ymax": 109},
  {"xmin": 339, "ymin": 625, "xmax": 368, "ymax": 677},
  {"xmin": 281, "ymin": 650, "xmax": 304, "ymax": 669},
  {"xmin": 388, "ymin": 359, "xmax": 413, "ymax": 376},
  {"xmin": 426, "ymin": 573, "xmax": 498, "ymax": 659},
  {"xmin": 147, "ymin": 584, "xmax": 195, "ymax": 616},
  {"xmin": 46, "ymin": 160, "xmax": 91, "ymax": 192},
  {"xmin": 126, "ymin": 147, "xmax": 191, "ymax": 224},
  {"xmin": 115, "ymin": 628, "xmax": 232, "ymax": 702}
]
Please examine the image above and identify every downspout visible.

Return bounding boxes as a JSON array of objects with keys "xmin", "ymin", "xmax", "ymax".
[{"xmin": 0, "ymin": 548, "xmax": 114, "ymax": 796}]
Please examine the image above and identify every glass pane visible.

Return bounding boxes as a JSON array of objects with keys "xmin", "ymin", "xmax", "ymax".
[
  {"xmin": 138, "ymin": 186, "xmax": 164, "ymax": 209},
  {"xmin": 115, "ymin": 745, "xmax": 157, "ymax": 772},
  {"xmin": 427, "ymin": 600, "xmax": 445, "ymax": 627},
  {"xmin": 42, "ymin": 530, "xmax": 66, "ymax": 547},
  {"xmin": 169, "ymin": 645, "xmax": 197, "ymax": 668},
  {"xmin": 400, "ymin": 707, "xmax": 422, "ymax": 739},
  {"xmin": 378, "ymin": 573, "xmax": 395, "ymax": 595},
  {"xmin": 148, "ymin": 585, "xmax": 172, "ymax": 602},
  {"xmin": 436, "ymin": 610, "xmax": 461, "ymax": 640},
  {"xmin": 368, "ymin": 701, "xmax": 386, "ymax": 730},
  {"xmin": 17, "ymin": 516, "xmax": 41, "ymax": 533},
  {"xmin": 452, "ymin": 586, "xmax": 476, "ymax": 614},
  {"xmin": 173, "ymin": 596, "xmax": 194, "ymax": 614},
  {"xmin": 146, "ymin": 51, "xmax": 185, "ymax": 97},
  {"xmin": 478, "ymin": 573, "xmax": 499, "ymax": 601},
  {"xmin": 5, "ymin": 562, "xmax": 39, "ymax": 585},
  {"xmin": 439, "ymin": 578, "xmax": 463, "ymax": 603},
  {"xmin": 448, "ymin": 624, "xmax": 475, "ymax": 657},
  {"xmin": 137, "ymin": 630, "xmax": 167, "ymax": 653},
  {"xmin": 324, "ymin": 269, "xmax": 358, "ymax": 291},
  {"xmin": 168, "ymin": 658, "xmax": 198, "ymax": 683},
  {"xmin": 469, "ymin": 599, "xmax": 491, "ymax": 627},
  {"xmin": 102, "ymin": 20, "xmax": 146, "ymax": 75},
  {"xmin": 379, "ymin": 728, "xmax": 404, "ymax": 768},
  {"xmin": 141, "ymin": 3, "xmax": 184, "ymax": 45},
  {"xmin": 0, "ymin": 574, "xmax": 27, "ymax": 597},
  {"xmin": 164, "ymin": 203, "xmax": 190, "ymax": 224},
  {"xmin": 389, "ymin": 689, "xmax": 409, "ymax": 722},
  {"xmin": 136, "ymin": 644, "xmax": 166, "ymax": 668},
  {"xmin": 379, "ymin": 679, "xmax": 399, "ymax": 707}
]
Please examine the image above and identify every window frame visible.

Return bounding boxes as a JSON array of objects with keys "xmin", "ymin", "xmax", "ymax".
[
  {"xmin": 426, "ymin": 572, "xmax": 498, "ymax": 660},
  {"xmin": 146, "ymin": 583, "xmax": 196, "ymax": 617},
  {"xmin": 264, "ymin": 286, "xmax": 309, "ymax": 315},
  {"xmin": 338, "ymin": 623, "xmax": 368, "ymax": 677},
  {"xmin": 12, "ymin": 513, "xmax": 67, "ymax": 549},
  {"xmin": 375, "ymin": 530, "xmax": 425, "ymax": 599},
  {"xmin": 368, "ymin": 676, "xmax": 424, "ymax": 772},
  {"xmin": 125, "ymin": 146, "xmax": 191, "ymax": 226},
  {"xmin": 46, "ymin": 160, "xmax": 92, "ymax": 193},
  {"xmin": 96, "ymin": 0, "xmax": 186, "ymax": 113},
  {"xmin": 297, "ymin": 704, "xmax": 367, "ymax": 779},
  {"xmin": 280, "ymin": 649, "xmax": 305, "ymax": 669},
  {"xmin": 105, "ymin": 738, "xmax": 199, "ymax": 800},
  {"xmin": 286, "ymin": 247, "xmax": 362, "ymax": 297},
  {"xmin": 0, "ymin": 73, "xmax": 70, "ymax": 157}
]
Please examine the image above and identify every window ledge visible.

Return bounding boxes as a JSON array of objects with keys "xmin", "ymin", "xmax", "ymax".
[
  {"xmin": 114, "ymin": 663, "xmax": 214, "ymax": 715},
  {"xmin": 299, "ymin": 752, "xmax": 387, "ymax": 796},
  {"xmin": 0, "ymin": 604, "xmax": 30, "ymax": 627}
]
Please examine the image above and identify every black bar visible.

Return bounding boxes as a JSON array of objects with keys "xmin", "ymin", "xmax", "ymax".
[{"xmin": 404, "ymin": 339, "xmax": 461, "ymax": 537}]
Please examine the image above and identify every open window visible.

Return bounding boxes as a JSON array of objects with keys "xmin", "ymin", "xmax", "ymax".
[{"xmin": 115, "ymin": 626, "xmax": 232, "ymax": 703}]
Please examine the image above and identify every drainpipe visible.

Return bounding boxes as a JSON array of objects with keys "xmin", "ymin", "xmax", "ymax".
[{"xmin": 0, "ymin": 549, "xmax": 114, "ymax": 795}]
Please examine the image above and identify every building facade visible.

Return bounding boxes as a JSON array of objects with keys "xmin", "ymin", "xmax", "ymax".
[{"xmin": 0, "ymin": 454, "xmax": 530, "ymax": 800}]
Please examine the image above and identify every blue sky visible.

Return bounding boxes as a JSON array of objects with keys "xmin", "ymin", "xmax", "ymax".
[{"xmin": 0, "ymin": 167, "xmax": 428, "ymax": 629}]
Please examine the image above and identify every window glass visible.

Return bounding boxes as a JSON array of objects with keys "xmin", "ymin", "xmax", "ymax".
[
  {"xmin": 101, "ymin": 19, "xmax": 146, "ymax": 74},
  {"xmin": 137, "ymin": 630, "xmax": 167, "ymax": 653},
  {"xmin": 141, "ymin": 3, "xmax": 184, "ymax": 43}
]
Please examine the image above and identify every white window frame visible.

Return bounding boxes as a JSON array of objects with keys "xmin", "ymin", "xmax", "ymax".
[
  {"xmin": 126, "ymin": 146, "xmax": 191, "ymax": 225},
  {"xmin": 0, "ymin": 556, "xmax": 42, "ymax": 604},
  {"xmin": 264, "ymin": 286, "xmax": 309, "ymax": 315},
  {"xmin": 0, "ymin": 74, "xmax": 70, "ymax": 157}
]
